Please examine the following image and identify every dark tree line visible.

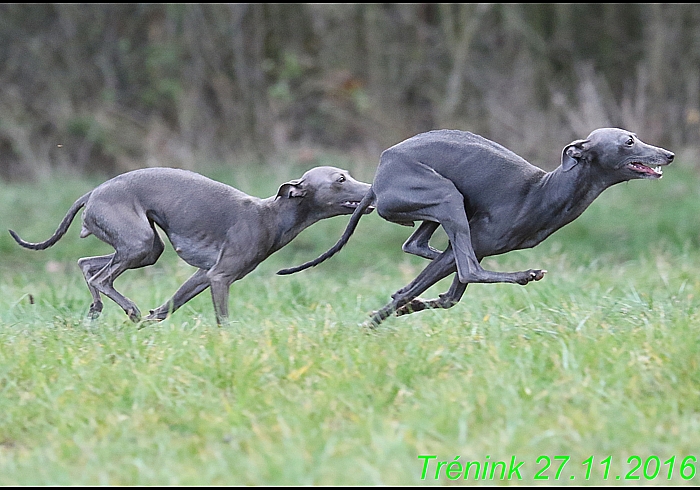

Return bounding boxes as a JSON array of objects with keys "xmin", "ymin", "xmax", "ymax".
[{"xmin": 0, "ymin": 3, "xmax": 698, "ymax": 181}]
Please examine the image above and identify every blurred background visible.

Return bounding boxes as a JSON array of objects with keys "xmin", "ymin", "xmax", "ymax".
[{"xmin": 0, "ymin": 3, "xmax": 698, "ymax": 182}]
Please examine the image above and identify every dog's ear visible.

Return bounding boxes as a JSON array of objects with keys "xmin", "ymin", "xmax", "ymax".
[
  {"xmin": 276, "ymin": 179, "xmax": 307, "ymax": 199},
  {"xmin": 561, "ymin": 139, "xmax": 588, "ymax": 171}
]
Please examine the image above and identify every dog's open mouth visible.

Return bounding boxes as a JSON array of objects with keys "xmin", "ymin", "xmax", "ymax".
[
  {"xmin": 627, "ymin": 162, "xmax": 664, "ymax": 178},
  {"xmin": 342, "ymin": 201, "xmax": 375, "ymax": 213}
]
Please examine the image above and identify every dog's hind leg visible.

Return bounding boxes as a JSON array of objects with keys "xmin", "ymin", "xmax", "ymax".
[
  {"xmin": 402, "ymin": 221, "xmax": 441, "ymax": 260},
  {"xmin": 396, "ymin": 274, "xmax": 468, "ymax": 316},
  {"xmin": 84, "ymin": 219, "xmax": 165, "ymax": 322},
  {"xmin": 367, "ymin": 246, "xmax": 458, "ymax": 326},
  {"xmin": 77, "ymin": 254, "xmax": 113, "ymax": 319},
  {"xmin": 374, "ymin": 161, "xmax": 487, "ymax": 283},
  {"xmin": 375, "ymin": 158, "xmax": 543, "ymax": 286},
  {"xmin": 146, "ymin": 268, "xmax": 210, "ymax": 321}
]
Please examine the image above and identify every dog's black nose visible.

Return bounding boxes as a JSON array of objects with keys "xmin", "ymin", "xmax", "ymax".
[{"xmin": 666, "ymin": 151, "xmax": 675, "ymax": 162}]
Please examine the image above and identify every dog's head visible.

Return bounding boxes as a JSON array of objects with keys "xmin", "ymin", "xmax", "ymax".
[
  {"xmin": 276, "ymin": 166, "xmax": 373, "ymax": 218},
  {"xmin": 561, "ymin": 128, "xmax": 674, "ymax": 182}
]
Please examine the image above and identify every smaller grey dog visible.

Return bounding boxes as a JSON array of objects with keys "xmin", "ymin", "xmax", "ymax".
[{"xmin": 9, "ymin": 166, "xmax": 372, "ymax": 325}]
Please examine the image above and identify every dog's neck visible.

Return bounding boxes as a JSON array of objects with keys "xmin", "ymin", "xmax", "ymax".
[
  {"xmin": 536, "ymin": 163, "xmax": 618, "ymax": 228},
  {"xmin": 262, "ymin": 196, "xmax": 321, "ymax": 253},
  {"xmin": 506, "ymin": 163, "xmax": 618, "ymax": 250}
]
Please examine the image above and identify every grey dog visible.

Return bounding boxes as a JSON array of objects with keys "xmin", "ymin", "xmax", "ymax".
[
  {"xmin": 10, "ymin": 166, "xmax": 371, "ymax": 325},
  {"xmin": 278, "ymin": 128, "xmax": 675, "ymax": 326}
]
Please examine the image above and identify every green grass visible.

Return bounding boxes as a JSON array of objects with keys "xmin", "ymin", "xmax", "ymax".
[{"xmin": 1, "ymin": 160, "xmax": 699, "ymax": 485}]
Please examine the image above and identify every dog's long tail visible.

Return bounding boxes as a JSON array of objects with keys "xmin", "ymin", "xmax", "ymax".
[
  {"xmin": 9, "ymin": 192, "xmax": 91, "ymax": 250},
  {"xmin": 277, "ymin": 187, "xmax": 376, "ymax": 275}
]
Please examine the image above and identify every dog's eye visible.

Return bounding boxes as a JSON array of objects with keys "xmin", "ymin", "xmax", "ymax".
[
  {"xmin": 626, "ymin": 137, "xmax": 634, "ymax": 146},
  {"xmin": 336, "ymin": 175, "xmax": 346, "ymax": 183}
]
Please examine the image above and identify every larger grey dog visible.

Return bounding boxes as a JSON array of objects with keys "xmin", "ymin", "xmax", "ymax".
[
  {"xmin": 9, "ymin": 166, "xmax": 371, "ymax": 325},
  {"xmin": 278, "ymin": 128, "xmax": 674, "ymax": 326}
]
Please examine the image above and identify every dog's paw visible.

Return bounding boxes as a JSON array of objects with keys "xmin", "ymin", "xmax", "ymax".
[
  {"xmin": 395, "ymin": 298, "xmax": 428, "ymax": 316},
  {"xmin": 87, "ymin": 302, "xmax": 103, "ymax": 320},
  {"xmin": 142, "ymin": 315, "xmax": 164, "ymax": 323},
  {"xmin": 359, "ymin": 319, "xmax": 378, "ymax": 330},
  {"xmin": 145, "ymin": 308, "xmax": 171, "ymax": 322},
  {"xmin": 517, "ymin": 269, "xmax": 547, "ymax": 285},
  {"xmin": 361, "ymin": 312, "xmax": 386, "ymax": 330},
  {"xmin": 531, "ymin": 269, "xmax": 547, "ymax": 281}
]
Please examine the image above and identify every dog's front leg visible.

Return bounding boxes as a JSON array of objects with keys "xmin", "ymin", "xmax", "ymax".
[
  {"xmin": 146, "ymin": 268, "xmax": 210, "ymax": 321},
  {"xmin": 207, "ymin": 235, "xmax": 267, "ymax": 325},
  {"xmin": 208, "ymin": 258, "xmax": 245, "ymax": 326},
  {"xmin": 209, "ymin": 276, "xmax": 231, "ymax": 326}
]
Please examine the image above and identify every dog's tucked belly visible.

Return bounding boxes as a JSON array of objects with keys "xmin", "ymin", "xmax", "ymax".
[{"xmin": 167, "ymin": 233, "xmax": 221, "ymax": 269}]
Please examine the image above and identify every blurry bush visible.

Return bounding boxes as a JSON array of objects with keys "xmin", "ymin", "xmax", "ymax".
[{"xmin": 0, "ymin": 4, "xmax": 698, "ymax": 181}]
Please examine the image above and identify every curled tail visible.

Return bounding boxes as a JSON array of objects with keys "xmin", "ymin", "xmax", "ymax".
[
  {"xmin": 9, "ymin": 192, "xmax": 91, "ymax": 250},
  {"xmin": 277, "ymin": 187, "xmax": 376, "ymax": 275}
]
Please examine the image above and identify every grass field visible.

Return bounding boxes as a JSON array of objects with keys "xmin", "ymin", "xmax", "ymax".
[{"xmin": 1, "ymin": 157, "xmax": 699, "ymax": 485}]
